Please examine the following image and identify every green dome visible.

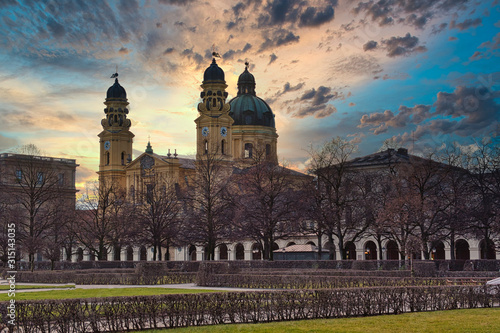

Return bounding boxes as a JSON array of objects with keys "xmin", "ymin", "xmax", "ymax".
[{"xmin": 229, "ymin": 94, "xmax": 275, "ymax": 128}]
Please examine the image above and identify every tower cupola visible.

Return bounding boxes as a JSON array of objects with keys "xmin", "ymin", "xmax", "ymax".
[{"xmin": 237, "ymin": 62, "xmax": 256, "ymax": 96}]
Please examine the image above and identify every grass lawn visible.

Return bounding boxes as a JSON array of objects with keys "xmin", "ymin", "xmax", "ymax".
[
  {"xmin": 146, "ymin": 308, "xmax": 500, "ymax": 333},
  {"xmin": 0, "ymin": 284, "xmax": 74, "ymax": 290},
  {"xmin": 0, "ymin": 287, "xmax": 219, "ymax": 301}
]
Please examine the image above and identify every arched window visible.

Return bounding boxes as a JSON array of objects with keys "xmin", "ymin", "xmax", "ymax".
[
  {"xmin": 76, "ymin": 248, "xmax": 84, "ymax": 262},
  {"xmin": 364, "ymin": 241, "xmax": 377, "ymax": 260},
  {"xmin": 219, "ymin": 244, "xmax": 228, "ymax": 260},
  {"xmin": 204, "ymin": 140, "xmax": 208, "ymax": 155},
  {"xmin": 455, "ymin": 239, "xmax": 470, "ymax": 260},
  {"xmin": 114, "ymin": 246, "xmax": 121, "ymax": 261},
  {"xmin": 106, "ymin": 152, "xmax": 110, "ymax": 165},
  {"xmin": 126, "ymin": 246, "xmax": 134, "ymax": 261},
  {"xmin": 235, "ymin": 244, "xmax": 244, "ymax": 260},
  {"xmin": 121, "ymin": 152, "xmax": 125, "ymax": 165},
  {"xmin": 221, "ymin": 140, "xmax": 225, "ymax": 155},
  {"xmin": 189, "ymin": 245, "xmax": 197, "ymax": 261},
  {"xmin": 344, "ymin": 241, "xmax": 356, "ymax": 260},
  {"xmin": 252, "ymin": 243, "xmax": 262, "ymax": 260},
  {"xmin": 140, "ymin": 246, "xmax": 147, "ymax": 261},
  {"xmin": 244, "ymin": 143, "xmax": 253, "ymax": 158}
]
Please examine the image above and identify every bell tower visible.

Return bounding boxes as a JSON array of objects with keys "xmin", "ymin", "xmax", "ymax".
[
  {"xmin": 195, "ymin": 57, "xmax": 234, "ymax": 159},
  {"xmin": 98, "ymin": 73, "xmax": 134, "ymax": 188}
]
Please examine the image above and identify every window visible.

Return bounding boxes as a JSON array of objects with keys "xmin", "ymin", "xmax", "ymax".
[
  {"xmin": 15, "ymin": 170, "xmax": 22, "ymax": 181},
  {"xmin": 244, "ymin": 143, "xmax": 253, "ymax": 158},
  {"xmin": 37, "ymin": 172, "xmax": 43, "ymax": 184},
  {"xmin": 266, "ymin": 144, "xmax": 271, "ymax": 157},
  {"xmin": 58, "ymin": 173, "xmax": 64, "ymax": 186},
  {"xmin": 204, "ymin": 140, "xmax": 208, "ymax": 155},
  {"xmin": 106, "ymin": 152, "xmax": 110, "ymax": 165},
  {"xmin": 221, "ymin": 140, "xmax": 225, "ymax": 155},
  {"xmin": 121, "ymin": 152, "xmax": 125, "ymax": 165}
]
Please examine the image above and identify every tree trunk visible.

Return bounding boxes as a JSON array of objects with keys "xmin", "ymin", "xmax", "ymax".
[
  {"xmin": 317, "ymin": 233, "xmax": 323, "ymax": 260},
  {"xmin": 328, "ymin": 233, "xmax": 335, "ymax": 260}
]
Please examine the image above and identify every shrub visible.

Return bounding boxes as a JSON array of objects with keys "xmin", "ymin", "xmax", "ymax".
[{"xmin": 2, "ymin": 286, "xmax": 498, "ymax": 332}]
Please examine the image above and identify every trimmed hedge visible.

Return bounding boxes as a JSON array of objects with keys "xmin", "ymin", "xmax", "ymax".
[
  {"xmin": 13, "ymin": 271, "xmax": 196, "ymax": 285},
  {"xmin": 14, "ymin": 261, "xmax": 201, "ymax": 272},
  {"xmin": 197, "ymin": 273, "xmax": 490, "ymax": 289},
  {"xmin": 2, "ymin": 286, "xmax": 498, "ymax": 332}
]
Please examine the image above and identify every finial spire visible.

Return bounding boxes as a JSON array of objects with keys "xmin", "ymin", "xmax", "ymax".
[{"xmin": 145, "ymin": 138, "xmax": 153, "ymax": 154}]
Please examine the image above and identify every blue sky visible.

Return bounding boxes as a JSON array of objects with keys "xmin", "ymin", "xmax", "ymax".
[{"xmin": 0, "ymin": 0, "xmax": 499, "ymax": 188}]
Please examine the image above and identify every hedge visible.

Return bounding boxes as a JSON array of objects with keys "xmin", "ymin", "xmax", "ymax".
[
  {"xmin": 197, "ymin": 273, "xmax": 490, "ymax": 289},
  {"xmin": 2, "ymin": 286, "xmax": 498, "ymax": 332},
  {"xmin": 13, "ymin": 271, "xmax": 196, "ymax": 285},
  {"xmin": 14, "ymin": 261, "xmax": 200, "ymax": 272}
]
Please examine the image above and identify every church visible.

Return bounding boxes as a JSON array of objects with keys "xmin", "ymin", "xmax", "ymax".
[{"xmin": 97, "ymin": 56, "xmax": 286, "ymax": 261}]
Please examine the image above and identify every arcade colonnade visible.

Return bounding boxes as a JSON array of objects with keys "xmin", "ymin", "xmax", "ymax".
[{"xmin": 64, "ymin": 236, "xmax": 498, "ymax": 262}]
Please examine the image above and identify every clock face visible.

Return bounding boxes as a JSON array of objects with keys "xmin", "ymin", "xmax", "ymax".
[
  {"xmin": 220, "ymin": 126, "xmax": 227, "ymax": 137},
  {"xmin": 202, "ymin": 126, "xmax": 209, "ymax": 137},
  {"xmin": 104, "ymin": 141, "xmax": 111, "ymax": 151}
]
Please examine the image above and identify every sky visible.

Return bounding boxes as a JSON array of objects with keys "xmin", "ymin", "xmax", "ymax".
[{"xmin": 0, "ymin": 0, "xmax": 499, "ymax": 190}]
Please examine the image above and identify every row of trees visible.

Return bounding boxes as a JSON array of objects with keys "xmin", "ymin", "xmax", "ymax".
[{"xmin": 1, "ymin": 138, "xmax": 499, "ymax": 268}]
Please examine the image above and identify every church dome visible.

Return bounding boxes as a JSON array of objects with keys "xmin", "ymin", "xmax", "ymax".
[
  {"xmin": 203, "ymin": 58, "xmax": 225, "ymax": 83},
  {"xmin": 229, "ymin": 94, "xmax": 275, "ymax": 128},
  {"xmin": 106, "ymin": 78, "xmax": 127, "ymax": 99},
  {"xmin": 229, "ymin": 66, "xmax": 275, "ymax": 128}
]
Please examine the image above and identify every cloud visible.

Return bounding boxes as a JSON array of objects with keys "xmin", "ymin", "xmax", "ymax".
[
  {"xmin": 118, "ymin": 47, "xmax": 131, "ymax": 55},
  {"xmin": 353, "ymin": 0, "xmax": 472, "ymax": 29},
  {"xmin": 259, "ymin": 29, "xmax": 300, "ymax": 51},
  {"xmin": 359, "ymin": 86, "xmax": 500, "ymax": 139},
  {"xmin": 449, "ymin": 36, "xmax": 458, "ymax": 41},
  {"xmin": 158, "ymin": 0, "xmax": 195, "ymax": 5},
  {"xmin": 47, "ymin": 18, "xmax": 66, "ymax": 39},
  {"xmin": 269, "ymin": 53, "xmax": 278, "ymax": 64},
  {"xmin": 450, "ymin": 17, "xmax": 482, "ymax": 31},
  {"xmin": 299, "ymin": 6, "xmax": 335, "ymax": 27},
  {"xmin": 363, "ymin": 40, "xmax": 378, "ymax": 51},
  {"xmin": 288, "ymin": 86, "xmax": 342, "ymax": 118},
  {"xmin": 381, "ymin": 33, "xmax": 427, "ymax": 57}
]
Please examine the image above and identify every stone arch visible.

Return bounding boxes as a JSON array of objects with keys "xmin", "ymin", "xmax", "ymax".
[
  {"xmin": 479, "ymin": 239, "xmax": 496, "ymax": 259},
  {"xmin": 272, "ymin": 242, "xmax": 279, "ymax": 252},
  {"xmin": 431, "ymin": 241, "xmax": 446, "ymax": 260},
  {"xmin": 113, "ymin": 245, "xmax": 121, "ymax": 261},
  {"xmin": 306, "ymin": 241, "xmax": 316, "ymax": 246},
  {"xmin": 126, "ymin": 246, "xmax": 133, "ymax": 261},
  {"xmin": 344, "ymin": 241, "xmax": 356, "ymax": 260},
  {"xmin": 323, "ymin": 241, "xmax": 336, "ymax": 260},
  {"xmin": 235, "ymin": 243, "xmax": 245, "ymax": 260},
  {"xmin": 252, "ymin": 243, "xmax": 262, "ymax": 260},
  {"xmin": 219, "ymin": 244, "xmax": 228, "ymax": 260},
  {"xmin": 140, "ymin": 246, "xmax": 147, "ymax": 261},
  {"xmin": 364, "ymin": 241, "xmax": 377, "ymax": 260},
  {"xmin": 189, "ymin": 245, "xmax": 197, "ymax": 261},
  {"xmin": 386, "ymin": 240, "xmax": 399, "ymax": 260},
  {"xmin": 76, "ymin": 248, "xmax": 84, "ymax": 262},
  {"xmin": 286, "ymin": 242, "xmax": 296, "ymax": 247},
  {"xmin": 455, "ymin": 239, "xmax": 470, "ymax": 260}
]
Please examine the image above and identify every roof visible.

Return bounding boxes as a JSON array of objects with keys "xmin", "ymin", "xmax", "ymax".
[
  {"xmin": 229, "ymin": 94, "xmax": 275, "ymax": 128},
  {"xmin": 274, "ymin": 244, "xmax": 319, "ymax": 253},
  {"xmin": 347, "ymin": 148, "xmax": 410, "ymax": 168}
]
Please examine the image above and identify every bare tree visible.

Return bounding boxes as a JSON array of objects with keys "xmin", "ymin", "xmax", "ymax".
[
  {"xmin": 307, "ymin": 137, "xmax": 368, "ymax": 260},
  {"xmin": 463, "ymin": 139, "xmax": 500, "ymax": 257},
  {"xmin": 134, "ymin": 174, "xmax": 181, "ymax": 261},
  {"xmin": 76, "ymin": 179, "xmax": 132, "ymax": 261},
  {"xmin": 1, "ymin": 144, "xmax": 66, "ymax": 270},
  {"xmin": 232, "ymin": 155, "xmax": 303, "ymax": 260},
  {"xmin": 183, "ymin": 152, "xmax": 233, "ymax": 260}
]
